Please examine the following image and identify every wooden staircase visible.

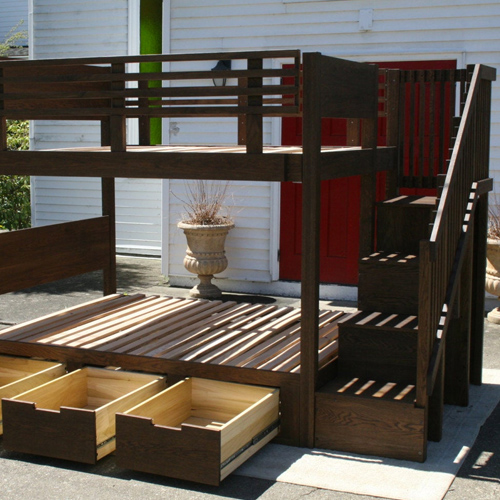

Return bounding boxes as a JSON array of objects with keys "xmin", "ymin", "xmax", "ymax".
[
  {"xmin": 315, "ymin": 63, "xmax": 496, "ymax": 462},
  {"xmin": 315, "ymin": 195, "xmax": 435, "ymax": 461}
]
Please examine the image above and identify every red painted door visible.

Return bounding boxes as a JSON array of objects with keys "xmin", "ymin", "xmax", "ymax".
[{"xmin": 279, "ymin": 59, "xmax": 457, "ymax": 284}]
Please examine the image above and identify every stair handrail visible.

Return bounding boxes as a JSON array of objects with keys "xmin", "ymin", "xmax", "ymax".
[{"xmin": 416, "ymin": 64, "xmax": 496, "ymax": 407}]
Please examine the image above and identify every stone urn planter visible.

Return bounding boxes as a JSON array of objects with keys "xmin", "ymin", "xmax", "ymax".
[
  {"xmin": 178, "ymin": 221, "xmax": 234, "ymax": 299},
  {"xmin": 486, "ymin": 238, "xmax": 500, "ymax": 323}
]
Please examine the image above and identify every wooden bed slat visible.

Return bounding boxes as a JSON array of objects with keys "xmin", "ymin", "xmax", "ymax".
[
  {"xmin": 91, "ymin": 299, "xmax": 233, "ymax": 352},
  {"xmin": 127, "ymin": 302, "xmax": 263, "ymax": 357},
  {"xmin": 36, "ymin": 296, "xmax": 164, "ymax": 345},
  {"xmin": 0, "ymin": 294, "xmax": 132, "ymax": 341},
  {"xmin": 0, "ymin": 295, "xmax": 344, "ymax": 375}
]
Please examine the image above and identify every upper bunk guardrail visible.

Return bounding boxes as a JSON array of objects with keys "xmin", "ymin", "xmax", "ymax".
[
  {"xmin": 0, "ymin": 50, "xmax": 301, "ymax": 121},
  {"xmin": 416, "ymin": 63, "xmax": 496, "ymax": 407},
  {"xmin": 396, "ymin": 68, "xmax": 469, "ymax": 190}
]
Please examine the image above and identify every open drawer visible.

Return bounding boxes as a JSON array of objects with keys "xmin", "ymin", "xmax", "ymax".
[
  {"xmin": 2, "ymin": 366, "xmax": 166, "ymax": 464},
  {"xmin": 115, "ymin": 377, "xmax": 280, "ymax": 485},
  {"xmin": 0, "ymin": 355, "xmax": 65, "ymax": 434}
]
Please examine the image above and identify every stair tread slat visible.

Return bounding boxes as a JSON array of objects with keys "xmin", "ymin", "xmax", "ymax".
[
  {"xmin": 339, "ymin": 310, "xmax": 418, "ymax": 330},
  {"xmin": 318, "ymin": 376, "xmax": 416, "ymax": 405}
]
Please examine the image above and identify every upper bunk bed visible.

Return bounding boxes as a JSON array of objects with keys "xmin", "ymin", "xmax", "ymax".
[{"xmin": 0, "ymin": 50, "xmax": 395, "ymax": 182}]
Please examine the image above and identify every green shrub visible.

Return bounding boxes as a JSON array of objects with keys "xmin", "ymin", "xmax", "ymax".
[
  {"xmin": 0, "ymin": 22, "xmax": 31, "ymax": 231},
  {"xmin": 1, "ymin": 120, "xmax": 30, "ymax": 230}
]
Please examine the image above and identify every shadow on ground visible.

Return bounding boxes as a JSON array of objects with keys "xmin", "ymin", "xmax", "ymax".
[
  {"xmin": 10, "ymin": 259, "xmax": 167, "ymax": 296},
  {"xmin": 0, "ymin": 444, "xmax": 276, "ymax": 500}
]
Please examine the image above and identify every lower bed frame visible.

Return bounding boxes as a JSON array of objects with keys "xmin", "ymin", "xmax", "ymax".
[{"xmin": 0, "ymin": 293, "xmax": 344, "ymax": 447}]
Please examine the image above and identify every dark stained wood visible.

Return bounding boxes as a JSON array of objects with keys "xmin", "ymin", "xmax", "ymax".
[
  {"xmin": 102, "ymin": 179, "xmax": 116, "ymax": 295},
  {"xmin": 427, "ymin": 351, "xmax": 444, "ymax": 442},
  {"xmin": 376, "ymin": 196, "xmax": 436, "ymax": 254},
  {"xmin": 300, "ymin": 52, "xmax": 322, "ymax": 448},
  {"xmin": 110, "ymin": 63, "xmax": 126, "ymax": 153},
  {"xmin": 138, "ymin": 79, "xmax": 151, "ymax": 146},
  {"xmin": 384, "ymin": 69, "xmax": 400, "ymax": 198},
  {"xmin": 320, "ymin": 146, "xmax": 396, "ymax": 181},
  {"xmin": 0, "ymin": 145, "xmax": 396, "ymax": 183},
  {"xmin": 444, "ymin": 236, "xmax": 472, "ymax": 406},
  {"xmin": 346, "ymin": 119, "xmax": 360, "ymax": 146},
  {"xmin": 0, "ymin": 49, "xmax": 301, "ymax": 68},
  {"xmin": 315, "ymin": 380, "xmax": 426, "ymax": 462},
  {"xmin": 2, "ymin": 399, "xmax": 97, "ymax": 464},
  {"xmin": 358, "ymin": 252, "xmax": 419, "ymax": 315},
  {"xmin": 116, "ymin": 414, "xmax": 222, "ymax": 485},
  {"xmin": 0, "ymin": 217, "xmax": 110, "ymax": 294},
  {"xmin": 319, "ymin": 56, "xmax": 378, "ymax": 118},
  {"xmin": 0, "ymin": 295, "xmax": 343, "ymax": 447},
  {"xmin": 0, "ymin": 150, "xmax": 288, "ymax": 181},
  {"xmin": 338, "ymin": 314, "xmax": 418, "ymax": 385},
  {"xmin": 416, "ymin": 241, "xmax": 432, "ymax": 408},
  {"xmin": 471, "ymin": 195, "xmax": 488, "ymax": 385},
  {"xmin": 246, "ymin": 58, "xmax": 263, "ymax": 153},
  {"xmin": 359, "ymin": 116, "xmax": 378, "ymax": 258},
  {"xmin": 0, "ymin": 52, "xmax": 495, "ymax": 466}
]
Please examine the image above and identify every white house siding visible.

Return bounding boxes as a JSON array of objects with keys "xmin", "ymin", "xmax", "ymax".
[
  {"xmin": 0, "ymin": 2, "xmax": 28, "ymax": 43},
  {"xmin": 30, "ymin": 0, "xmax": 162, "ymax": 256},
  {"xmin": 29, "ymin": 0, "xmax": 500, "ymax": 294},
  {"xmin": 166, "ymin": 0, "xmax": 500, "ymax": 292}
]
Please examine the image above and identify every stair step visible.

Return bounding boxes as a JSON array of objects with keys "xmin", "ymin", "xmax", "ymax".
[
  {"xmin": 319, "ymin": 375, "xmax": 416, "ymax": 403},
  {"xmin": 315, "ymin": 376, "xmax": 426, "ymax": 461},
  {"xmin": 338, "ymin": 311, "xmax": 418, "ymax": 384},
  {"xmin": 358, "ymin": 251, "xmax": 419, "ymax": 315},
  {"xmin": 377, "ymin": 195, "xmax": 437, "ymax": 255}
]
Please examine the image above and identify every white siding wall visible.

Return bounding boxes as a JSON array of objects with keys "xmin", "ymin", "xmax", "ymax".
[
  {"xmin": 167, "ymin": 0, "xmax": 500, "ymax": 288},
  {"xmin": 30, "ymin": 0, "xmax": 500, "ymax": 290},
  {"xmin": 31, "ymin": 0, "xmax": 162, "ymax": 256},
  {"xmin": 0, "ymin": 1, "xmax": 28, "ymax": 44}
]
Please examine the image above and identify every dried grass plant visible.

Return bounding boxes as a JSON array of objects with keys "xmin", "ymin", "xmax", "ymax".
[
  {"xmin": 179, "ymin": 180, "xmax": 233, "ymax": 226},
  {"xmin": 489, "ymin": 202, "xmax": 500, "ymax": 240}
]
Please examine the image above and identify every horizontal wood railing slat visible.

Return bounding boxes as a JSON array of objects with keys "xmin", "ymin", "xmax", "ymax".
[
  {"xmin": 0, "ymin": 49, "xmax": 301, "ymax": 68},
  {"xmin": 0, "ymin": 84, "xmax": 300, "ymax": 102}
]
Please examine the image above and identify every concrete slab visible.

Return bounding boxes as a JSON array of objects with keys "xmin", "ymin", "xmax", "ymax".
[{"xmin": 0, "ymin": 255, "xmax": 498, "ymax": 500}]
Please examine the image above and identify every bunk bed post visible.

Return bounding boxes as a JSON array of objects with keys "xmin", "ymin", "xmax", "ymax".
[
  {"xmin": 385, "ymin": 69, "xmax": 400, "ymax": 199},
  {"xmin": 100, "ymin": 115, "xmax": 117, "ymax": 294},
  {"xmin": 358, "ymin": 115, "xmax": 378, "ymax": 258},
  {"xmin": 300, "ymin": 52, "xmax": 322, "ymax": 448},
  {"xmin": 471, "ymin": 193, "xmax": 488, "ymax": 384},
  {"xmin": 471, "ymin": 73, "xmax": 494, "ymax": 385},
  {"xmin": 246, "ymin": 57, "xmax": 263, "ymax": 153}
]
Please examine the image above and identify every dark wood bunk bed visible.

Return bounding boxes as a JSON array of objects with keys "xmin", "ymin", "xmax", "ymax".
[{"xmin": 0, "ymin": 50, "xmax": 495, "ymax": 484}]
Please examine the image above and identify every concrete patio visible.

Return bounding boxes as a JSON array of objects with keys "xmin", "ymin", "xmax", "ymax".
[{"xmin": 0, "ymin": 255, "xmax": 498, "ymax": 500}]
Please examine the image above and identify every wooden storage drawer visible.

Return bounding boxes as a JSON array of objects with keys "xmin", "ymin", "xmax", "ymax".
[
  {"xmin": 2, "ymin": 366, "xmax": 166, "ymax": 464},
  {"xmin": 116, "ymin": 377, "xmax": 280, "ymax": 485},
  {"xmin": 0, "ymin": 355, "xmax": 65, "ymax": 434}
]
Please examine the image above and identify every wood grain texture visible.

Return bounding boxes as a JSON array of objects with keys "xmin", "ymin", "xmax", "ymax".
[
  {"xmin": 2, "ymin": 399, "xmax": 98, "ymax": 463},
  {"xmin": 315, "ymin": 389, "xmax": 426, "ymax": 462},
  {"xmin": 0, "ymin": 217, "xmax": 110, "ymax": 294},
  {"xmin": 116, "ymin": 413, "xmax": 222, "ymax": 485},
  {"xmin": 319, "ymin": 56, "xmax": 378, "ymax": 118},
  {"xmin": 116, "ymin": 378, "xmax": 279, "ymax": 485},
  {"xmin": 0, "ymin": 295, "xmax": 339, "ymax": 447},
  {"xmin": 358, "ymin": 252, "xmax": 420, "ymax": 315},
  {"xmin": 300, "ymin": 51, "xmax": 323, "ymax": 448},
  {"xmin": 376, "ymin": 196, "xmax": 436, "ymax": 255},
  {"xmin": 338, "ymin": 313, "xmax": 418, "ymax": 384}
]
